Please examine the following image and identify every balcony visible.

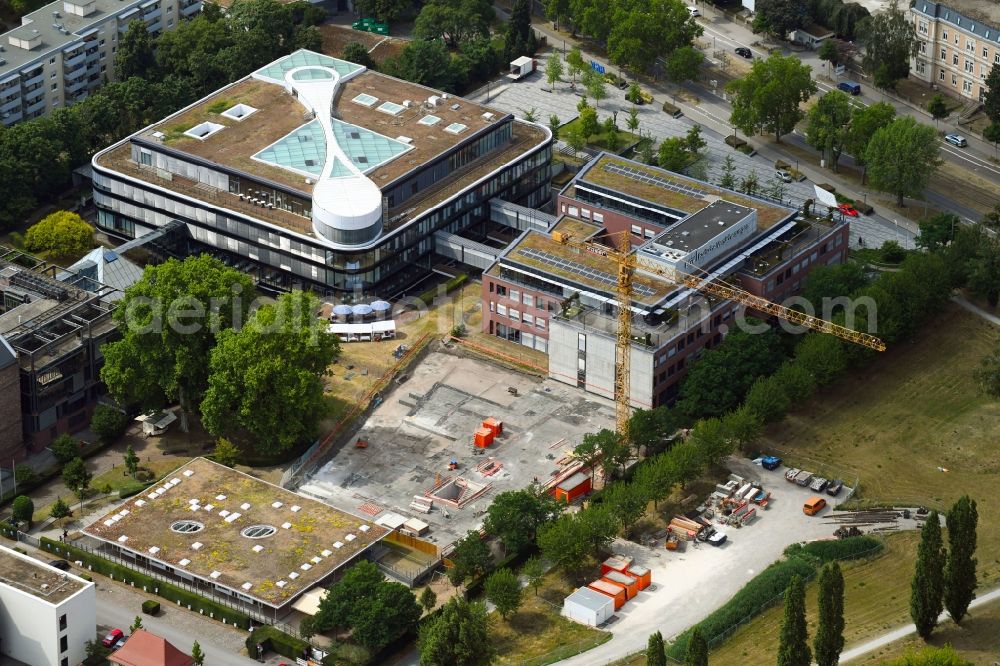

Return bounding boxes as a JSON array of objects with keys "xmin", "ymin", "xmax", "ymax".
[
  {"xmin": 1, "ymin": 96, "xmax": 22, "ymax": 114},
  {"xmin": 180, "ymin": 2, "xmax": 201, "ymax": 16},
  {"xmin": 65, "ymin": 78, "xmax": 88, "ymax": 94},
  {"xmin": 2, "ymin": 110, "xmax": 22, "ymax": 125},
  {"xmin": 25, "ymin": 98, "xmax": 45, "ymax": 115},
  {"xmin": 85, "ymin": 49, "xmax": 100, "ymax": 64},
  {"xmin": 22, "ymin": 88, "xmax": 44, "ymax": 105},
  {"xmin": 64, "ymin": 64, "xmax": 88, "ymax": 81},
  {"xmin": 64, "ymin": 51, "xmax": 86, "ymax": 69},
  {"xmin": 146, "ymin": 20, "xmax": 162, "ymax": 33},
  {"xmin": 21, "ymin": 73, "xmax": 44, "ymax": 89},
  {"xmin": 142, "ymin": 8, "xmax": 161, "ymax": 22}
]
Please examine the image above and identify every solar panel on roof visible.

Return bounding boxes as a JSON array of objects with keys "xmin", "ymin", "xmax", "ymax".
[{"xmin": 518, "ymin": 248, "xmax": 656, "ymax": 297}]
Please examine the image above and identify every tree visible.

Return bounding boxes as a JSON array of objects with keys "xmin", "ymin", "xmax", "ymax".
[
  {"xmin": 911, "ymin": 510, "xmax": 946, "ymax": 639},
  {"xmin": 504, "ymin": 0, "xmax": 535, "ymax": 63},
  {"xmin": 720, "ymin": 405, "xmax": 764, "ymax": 455},
  {"xmin": 353, "ymin": 0, "xmax": 411, "ymax": 22},
  {"xmin": 484, "ymin": 487, "xmax": 558, "ymax": 554},
  {"xmin": 753, "ymin": 0, "xmax": 808, "ymax": 38},
  {"xmin": 522, "ymin": 557, "xmax": 545, "ymax": 596},
  {"xmin": 522, "ymin": 107, "xmax": 538, "ymax": 122},
  {"xmin": 191, "ymin": 641, "xmax": 205, "ymax": 666},
  {"xmin": 806, "ymin": 90, "xmax": 854, "ymax": 172},
  {"xmin": 795, "ymin": 334, "xmax": 847, "ymax": 385},
  {"xmin": 865, "ymin": 117, "xmax": 941, "ymax": 207},
  {"xmin": 728, "ymin": 54, "xmax": 816, "ymax": 142},
  {"xmin": 814, "ymin": 562, "xmax": 845, "ymax": 666},
  {"xmin": 419, "ymin": 586, "xmax": 437, "ymax": 613},
  {"xmin": 484, "ymin": 568, "xmax": 522, "ymax": 619},
  {"xmin": 566, "ymin": 46, "xmax": 586, "ymax": 84},
  {"xmin": 719, "ymin": 155, "xmax": 737, "ymax": 189},
  {"xmin": 985, "ymin": 65, "xmax": 1000, "ymax": 124},
  {"xmin": 801, "ymin": 263, "xmax": 869, "ymax": 310},
  {"xmin": 582, "ymin": 68, "xmax": 607, "ymax": 108},
  {"xmin": 564, "ymin": 125, "xmax": 586, "ymax": 155},
  {"xmin": 350, "ymin": 582, "xmax": 422, "ymax": 650},
  {"xmin": 944, "ymin": 496, "xmax": 978, "ymax": 623},
  {"xmin": 100, "ymin": 255, "xmax": 255, "ymax": 433},
  {"xmin": 574, "ymin": 429, "xmax": 612, "ymax": 482},
  {"xmin": 342, "ymin": 42, "xmax": 376, "ymax": 69},
  {"xmin": 62, "ymin": 457, "xmax": 92, "ymax": 509},
  {"xmin": 418, "ymin": 598, "xmax": 495, "ymax": 666},
  {"xmin": 658, "ymin": 138, "xmax": 691, "ymax": 171},
  {"xmin": 687, "ymin": 417, "xmax": 734, "ymax": 468},
  {"xmin": 413, "ymin": 0, "xmax": 493, "ymax": 48},
  {"xmin": 383, "ymin": 39, "xmax": 465, "ymax": 93},
  {"xmin": 684, "ymin": 626, "xmax": 708, "ymax": 666},
  {"xmin": 546, "ymin": 53, "xmax": 564, "ymax": 91},
  {"xmin": 677, "ymin": 326, "xmax": 785, "ymax": 419},
  {"xmin": 537, "ymin": 513, "xmax": 593, "ymax": 573},
  {"xmin": 11, "ymin": 495, "xmax": 33, "ymax": 528},
  {"xmin": 607, "ymin": 0, "xmax": 702, "ymax": 74},
  {"xmin": 315, "ymin": 560, "xmax": 384, "ymax": 630},
  {"xmin": 130, "ymin": 615, "xmax": 143, "ymax": 632},
  {"xmin": 984, "ymin": 122, "xmax": 1000, "ymax": 159},
  {"xmin": 578, "ymin": 104, "xmax": 599, "ymax": 139},
  {"xmin": 777, "ymin": 575, "xmax": 811, "ymax": 666},
  {"xmin": 817, "ymin": 39, "xmax": 839, "ymax": 65},
  {"xmin": 974, "ymin": 343, "xmax": 1000, "ymax": 397},
  {"xmin": 50, "ymin": 497, "xmax": 71, "ymax": 521},
  {"xmin": 200, "ymin": 291, "xmax": 339, "ymax": 454},
  {"xmin": 860, "ymin": 0, "xmax": 918, "ymax": 90},
  {"xmin": 23, "ymin": 211, "xmax": 93, "ymax": 259},
  {"xmin": 447, "ymin": 531, "xmax": 491, "ymax": 587},
  {"xmin": 626, "ymin": 106, "xmax": 640, "ymax": 134},
  {"xmin": 603, "ymin": 481, "xmax": 647, "ymax": 535},
  {"xmin": 845, "ymin": 102, "xmax": 896, "ymax": 183},
  {"xmin": 685, "ymin": 125, "xmax": 706, "ymax": 156},
  {"xmin": 49, "ymin": 434, "xmax": 79, "ymax": 464},
  {"xmin": 124, "ymin": 445, "xmax": 140, "ymax": 479},
  {"xmin": 926, "ymin": 94, "xmax": 949, "ymax": 124},
  {"xmin": 116, "ymin": 20, "xmax": 157, "ymax": 81},
  {"xmin": 544, "ymin": 0, "xmax": 571, "ymax": 29},
  {"xmin": 549, "ymin": 114, "xmax": 561, "ymax": 141},
  {"xmin": 14, "ymin": 465, "xmax": 37, "ymax": 489},
  {"xmin": 647, "ymin": 630, "xmax": 667, "ymax": 666},
  {"xmin": 90, "ymin": 405, "xmax": 129, "ymax": 444},
  {"xmin": 84, "ymin": 640, "xmax": 111, "ymax": 664},
  {"xmin": 916, "ymin": 213, "xmax": 959, "ymax": 251},
  {"xmin": 666, "ymin": 46, "xmax": 704, "ymax": 83}
]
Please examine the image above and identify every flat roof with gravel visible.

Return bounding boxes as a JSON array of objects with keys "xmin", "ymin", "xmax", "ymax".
[
  {"xmin": 82, "ymin": 458, "xmax": 389, "ymax": 608},
  {"xmin": 0, "ymin": 545, "xmax": 90, "ymax": 605}
]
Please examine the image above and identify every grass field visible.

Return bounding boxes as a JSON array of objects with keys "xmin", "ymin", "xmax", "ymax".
[
  {"xmin": 489, "ymin": 572, "xmax": 611, "ymax": 666},
  {"xmin": 854, "ymin": 596, "xmax": 1000, "ymax": 665},
  {"xmin": 703, "ymin": 303, "xmax": 1000, "ymax": 663}
]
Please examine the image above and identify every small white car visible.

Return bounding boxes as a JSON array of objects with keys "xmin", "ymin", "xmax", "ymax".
[
  {"xmin": 944, "ymin": 134, "xmax": 968, "ymax": 147},
  {"xmin": 687, "ymin": 6, "xmax": 700, "ymax": 17},
  {"xmin": 775, "ymin": 169, "xmax": 793, "ymax": 183}
]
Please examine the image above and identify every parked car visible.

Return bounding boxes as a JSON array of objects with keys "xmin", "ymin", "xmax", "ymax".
[
  {"xmin": 803, "ymin": 496, "xmax": 827, "ymax": 516},
  {"xmin": 838, "ymin": 81, "xmax": 861, "ymax": 95},
  {"xmin": 687, "ymin": 6, "xmax": 700, "ymax": 16},
  {"xmin": 735, "ymin": 46, "xmax": 752, "ymax": 59},
  {"xmin": 775, "ymin": 169, "xmax": 793, "ymax": 183},
  {"xmin": 810, "ymin": 477, "xmax": 829, "ymax": 492},
  {"xmin": 826, "ymin": 479, "xmax": 844, "ymax": 496},
  {"xmin": 707, "ymin": 530, "xmax": 728, "ymax": 546},
  {"xmin": 48, "ymin": 559, "xmax": 70, "ymax": 571},
  {"xmin": 102, "ymin": 629, "xmax": 124, "ymax": 648},
  {"xmin": 838, "ymin": 203, "xmax": 859, "ymax": 217},
  {"xmin": 761, "ymin": 455, "xmax": 782, "ymax": 470},
  {"xmin": 945, "ymin": 133, "xmax": 968, "ymax": 147},
  {"xmin": 111, "ymin": 635, "xmax": 128, "ymax": 651},
  {"xmin": 785, "ymin": 467, "xmax": 801, "ymax": 482}
]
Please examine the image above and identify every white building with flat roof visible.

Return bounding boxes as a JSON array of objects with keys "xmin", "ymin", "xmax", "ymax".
[{"xmin": 0, "ymin": 545, "xmax": 96, "ymax": 666}]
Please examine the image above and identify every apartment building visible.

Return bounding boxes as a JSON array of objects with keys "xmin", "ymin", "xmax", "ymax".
[
  {"xmin": 0, "ymin": 0, "xmax": 201, "ymax": 126},
  {"xmin": 91, "ymin": 50, "xmax": 552, "ymax": 295},
  {"xmin": 0, "ymin": 545, "xmax": 96, "ymax": 666},
  {"xmin": 0, "ymin": 246, "xmax": 120, "ymax": 453},
  {"xmin": 910, "ymin": 0, "xmax": 1000, "ymax": 101},
  {"xmin": 481, "ymin": 154, "xmax": 849, "ymax": 408}
]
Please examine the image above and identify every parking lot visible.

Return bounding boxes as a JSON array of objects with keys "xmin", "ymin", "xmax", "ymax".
[{"xmin": 557, "ymin": 457, "xmax": 855, "ymax": 665}]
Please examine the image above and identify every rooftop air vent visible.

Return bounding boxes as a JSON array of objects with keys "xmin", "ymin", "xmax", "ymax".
[{"xmin": 220, "ymin": 103, "xmax": 258, "ymax": 122}]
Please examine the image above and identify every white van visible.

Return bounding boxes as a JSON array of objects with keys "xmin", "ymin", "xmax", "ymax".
[{"xmin": 687, "ymin": 6, "xmax": 701, "ymax": 16}]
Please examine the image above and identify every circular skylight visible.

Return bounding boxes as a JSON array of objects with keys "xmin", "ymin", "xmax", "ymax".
[
  {"xmin": 170, "ymin": 520, "xmax": 204, "ymax": 534},
  {"xmin": 242, "ymin": 525, "xmax": 277, "ymax": 539}
]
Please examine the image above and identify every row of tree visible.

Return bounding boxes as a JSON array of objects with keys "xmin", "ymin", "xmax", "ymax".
[
  {"xmin": 776, "ymin": 563, "xmax": 845, "ymax": 666},
  {"xmin": 100, "ymin": 255, "xmax": 340, "ymax": 455}
]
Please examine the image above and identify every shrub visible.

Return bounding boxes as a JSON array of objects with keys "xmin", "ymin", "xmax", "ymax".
[
  {"xmin": 880, "ymin": 240, "xmax": 907, "ymax": 263},
  {"xmin": 0, "ymin": 521, "xmax": 17, "ymax": 540},
  {"xmin": 90, "ymin": 405, "xmax": 130, "ymax": 444},
  {"xmin": 142, "ymin": 600, "xmax": 161, "ymax": 615},
  {"xmin": 785, "ymin": 536, "xmax": 883, "ymax": 563},
  {"xmin": 50, "ymin": 434, "xmax": 79, "ymax": 464},
  {"xmin": 667, "ymin": 556, "xmax": 816, "ymax": 658},
  {"xmin": 23, "ymin": 211, "xmax": 94, "ymax": 259},
  {"xmin": 118, "ymin": 481, "xmax": 153, "ymax": 499},
  {"xmin": 80, "ymin": 573, "xmax": 93, "ymax": 581},
  {"xmin": 39, "ymin": 538, "xmax": 250, "ymax": 628},
  {"xmin": 244, "ymin": 625, "xmax": 309, "ymax": 660},
  {"xmin": 134, "ymin": 468, "xmax": 155, "ymax": 482}
]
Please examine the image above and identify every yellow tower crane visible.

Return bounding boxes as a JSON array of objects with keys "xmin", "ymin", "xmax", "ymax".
[{"xmin": 550, "ymin": 231, "xmax": 885, "ymax": 440}]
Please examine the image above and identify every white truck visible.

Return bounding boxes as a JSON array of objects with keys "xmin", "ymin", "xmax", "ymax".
[{"xmin": 508, "ymin": 56, "xmax": 536, "ymax": 80}]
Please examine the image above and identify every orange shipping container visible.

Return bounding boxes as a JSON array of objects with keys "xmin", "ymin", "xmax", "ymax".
[
  {"xmin": 602, "ymin": 571, "xmax": 639, "ymax": 599},
  {"xmin": 587, "ymin": 579, "xmax": 626, "ymax": 610},
  {"xmin": 600, "ymin": 555, "xmax": 633, "ymax": 576},
  {"xmin": 627, "ymin": 565, "xmax": 651, "ymax": 590},
  {"xmin": 482, "ymin": 417, "xmax": 503, "ymax": 436},
  {"xmin": 473, "ymin": 428, "xmax": 494, "ymax": 448},
  {"xmin": 553, "ymin": 472, "xmax": 592, "ymax": 503}
]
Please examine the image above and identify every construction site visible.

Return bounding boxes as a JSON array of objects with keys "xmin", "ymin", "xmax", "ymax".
[{"xmin": 296, "ymin": 346, "xmax": 617, "ymax": 581}]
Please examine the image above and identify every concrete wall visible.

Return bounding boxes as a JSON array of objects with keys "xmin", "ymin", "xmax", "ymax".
[{"xmin": 0, "ymin": 361, "xmax": 23, "ymax": 462}]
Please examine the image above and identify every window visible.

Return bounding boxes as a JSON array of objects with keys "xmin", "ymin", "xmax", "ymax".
[
  {"xmin": 953, "ymin": 53, "xmax": 959, "ymax": 65},
  {"xmin": 963, "ymin": 79, "xmax": 972, "ymax": 92},
  {"xmin": 496, "ymin": 285, "xmax": 507, "ymax": 296},
  {"xmin": 59, "ymin": 614, "xmax": 67, "ymax": 630},
  {"xmin": 995, "ymin": 53, "xmax": 1000, "ymax": 64},
  {"xmin": 916, "ymin": 60, "xmax": 926, "ymax": 74},
  {"xmin": 580, "ymin": 208, "xmax": 590, "ymax": 219},
  {"xmin": 645, "ymin": 229, "xmax": 655, "ymax": 238},
  {"xmin": 940, "ymin": 69, "xmax": 946, "ymax": 80},
  {"xmin": 510, "ymin": 289, "xmax": 519, "ymax": 302},
  {"xmin": 578, "ymin": 333, "xmax": 586, "ymax": 352},
  {"xmin": 497, "ymin": 303, "xmax": 507, "ymax": 316},
  {"xmin": 919, "ymin": 41, "xmax": 926, "ymax": 54},
  {"xmin": 952, "ymin": 73, "xmax": 958, "ymax": 85},
  {"xmin": 593, "ymin": 212, "xmax": 604, "ymax": 223},
  {"xmin": 965, "ymin": 59, "xmax": 974, "ymax": 72},
  {"xmin": 51, "ymin": 83, "xmax": 57, "ymax": 90},
  {"xmin": 523, "ymin": 293, "xmax": 533, "ymax": 308},
  {"xmin": 942, "ymin": 30, "xmax": 948, "ymax": 41},
  {"xmin": 509, "ymin": 308, "xmax": 520, "ymax": 321},
  {"xmin": 523, "ymin": 313, "xmax": 534, "ymax": 325},
  {"xmin": 537, "ymin": 318, "xmax": 546, "ymax": 329},
  {"xmin": 568, "ymin": 206, "xmax": 579, "ymax": 216},
  {"xmin": 918, "ymin": 19, "xmax": 927, "ymax": 34},
  {"xmin": 630, "ymin": 224, "xmax": 642, "ymax": 236},
  {"xmin": 941, "ymin": 47, "xmax": 947, "ymax": 60},
  {"xmin": 489, "ymin": 301, "xmax": 494, "ymax": 313},
  {"xmin": 60, "ymin": 636, "xmax": 68, "ymax": 653},
  {"xmin": 967, "ymin": 39, "xmax": 974, "ymax": 52},
  {"xmin": 984, "ymin": 47, "xmax": 989, "ymax": 58},
  {"xmin": 61, "ymin": 660, "xmax": 68, "ymax": 666}
]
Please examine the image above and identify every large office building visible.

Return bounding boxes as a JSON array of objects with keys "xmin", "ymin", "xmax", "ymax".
[
  {"xmin": 0, "ymin": 0, "xmax": 200, "ymax": 126},
  {"xmin": 910, "ymin": 0, "xmax": 1000, "ymax": 102},
  {"xmin": 0, "ymin": 246, "xmax": 120, "ymax": 453},
  {"xmin": 91, "ymin": 49, "xmax": 552, "ymax": 295},
  {"xmin": 0, "ymin": 544, "xmax": 96, "ymax": 666},
  {"xmin": 481, "ymin": 154, "xmax": 849, "ymax": 408}
]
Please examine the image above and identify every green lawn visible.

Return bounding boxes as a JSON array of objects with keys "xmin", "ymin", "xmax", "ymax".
[
  {"xmin": 560, "ymin": 117, "xmax": 641, "ymax": 153},
  {"xmin": 705, "ymin": 303, "xmax": 1000, "ymax": 663}
]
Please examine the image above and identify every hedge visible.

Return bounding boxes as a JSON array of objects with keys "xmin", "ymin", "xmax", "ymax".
[
  {"xmin": 0, "ymin": 521, "xmax": 16, "ymax": 540},
  {"xmin": 118, "ymin": 481, "xmax": 154, "ymax": 499},
  {"xmin": 40, "ymin": 537, "xmax": 251, "ymax": 629},
  {"xmin": 245, "ymin": 625, "xmax": 309, "ymax": 661},
  {"xmin": 785, "ymin": 535, "xmax": 883, "ymax": 563},
  {"xmin": 418, "ymin": 274, "xmax": 468, "ymax": 306},
  {"xmin": 667, "ymin": 556, "xmax": 816, "ymax": 659},
  {"xmin": 142, "ymin": 599, "xmax": 161, "ymax": 615}
]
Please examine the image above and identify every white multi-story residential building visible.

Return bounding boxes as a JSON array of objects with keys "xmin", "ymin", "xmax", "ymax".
[
  {"xmin": 0, "ymin": 0, "xmax": 201, "ymax": 126},
  {"xmin": 0, "ymin": 545, "xmax": 96, "ymax": 666},
  {"xmin": 911, "ymin": 0, "xmax": 1000, "ymax": 102}
]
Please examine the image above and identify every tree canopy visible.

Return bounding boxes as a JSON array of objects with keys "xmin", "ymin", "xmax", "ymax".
[
  {"xmin": 911, "ymin": 510, "xmax": 946, "ymax": 639},
  {"xmin": 607, "ymin": 0, "xmax": 702, "ymax": 73},
  {"xmin": 23, "ymin": 211, "xmax": 93, "ymax": 259},
  {"xmin": 484, "ymin": 568, "xmax": 522, "ymax": 619},
  {"xmin": 418, "ymin": 598, "xmax": 495, "ymax": 666},
  {"xmin": 860, "ymin": 0, "xmax": 918, "ymax": 89},
  {"xmin": 864, "ymin": 116, "xmax": 941, "ymax": 206},
  {"xmin": 753, "ymin": 0, "xmax": 809, "ymax": 38},
  {"xmin": 806, "ymin": 90, "xmax": 855, "ymax": 172},
  {"xmin": 777, "ymin": 575, "xmax": 811, "ymax": 666},
  {"xmin": 944, "ymin": 496, "xmax": 978, "ymax": 624},
  {"xmin": 484, "ymin": 487, "xmax": 558, "ymax": 554},
  {"xmin": 100, "ymin": 255, "xmax": 255, "ymax": 432},
  {"xmin": 844, "ymin": 102, "xmax": 896, "ymax": 180},
  {"xmin": 727, "ymin": 54, "xmax": 816, "ymax": 142},
  {"xmin": 413, "ymin": 0, "xmax": 494, "ymax": 48}
]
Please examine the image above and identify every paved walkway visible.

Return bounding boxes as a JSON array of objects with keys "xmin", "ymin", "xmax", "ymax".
[
  {"xmin": 952, "ymin": 294, "xmax": 1000, "ymax": 327},
  {"xmin": 840, "ymin": 585, "xmax": 1000, "ymax": 663}
]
